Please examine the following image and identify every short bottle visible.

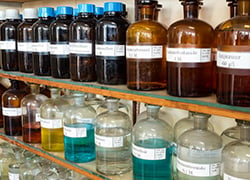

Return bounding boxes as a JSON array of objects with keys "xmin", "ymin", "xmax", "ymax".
[
  {"xmin": 69, "ymin": 4, "xmax": 97, "ymax": 82},
  {"xmin": 95, "ymin": 7, "xmax": 104, "ymax": 20},
  {"xmin": 95, "ymin": 2, "xmax": 130, "ymax": 85},
  {"xmin": 32, "ymin": 7, "xmax": 55, "ymax": 76},
  {"xmin": 17, "ymin": 8, "xmax": 38, "ymax": 73},
  {"xmin": 95, "ymin": 97, "xmax": 132, "ymax": 175},
  {"xmin": 132, "ymin": 104, "xmax": 173, "ymax": 180},
  {"xmin": 49, "ymin": 6, "xmax": 73, "ymax": 79}
]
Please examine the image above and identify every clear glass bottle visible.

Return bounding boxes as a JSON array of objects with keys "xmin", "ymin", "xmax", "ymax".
[
  {"xmin": 63, "ymin": 91, "xmax": 96, "ymax": 163},
  {"xmin": 50, "ymin": 6, "xmax": 73, "ymax": 79},
  {"xmin": 69, "ymin": 4, "xmax": 97, "ymax": 82},
  {"xmin": 95, "ymin": 7, "xmax": 104, "ymax": 20},
  {"xmin": 0, "ymin": 149, "xmax": 16, "ymax": 179},
  {"xmin": 95, "ymin": 2, "xmax": 130, "ymax": 85},
  {"xmin": 167, "ymin": 0, "xmax": 214, "ymax": 97},
  {"xmin": 21, "ymin": 84, "xmax": 48, "ymax": 143},
  {"xmin": 40, "ymin": 87, "xmax": 70, "ymax": 151},
  {"xmin": 85, "ymin": 93, "xmax": 103, "ymax": 110},
  {"xmin": 8, "ymin": 147, "xmax": 24, "ymax": 180},
  {"xmin": 32, "ymin": 7, "xmax": 55, "ymax": 76},
  {"xmin": 126, "ymin": 0, "xmax": 167, "ymax": 90},
  {"xmin": 222, "ymin": 120, "xmax": 250, "ymax": 179},
  {"xmin": 2, "ymin": 80, "xmax": 27, "ymax": 136},
  {"xmin": 176, "ymin": 113, "xmax": 222, "ymax": 180},
  {"xmin": 95, "ymin": 97, "xmax": 132, "ymax": 175},
  {"xmin": 132, "ymin": 104, "xmax": 173, "ymax": 180},
  {"xmin": 217, "ymin": 0, "xmax": 250, "ymax": 106}
]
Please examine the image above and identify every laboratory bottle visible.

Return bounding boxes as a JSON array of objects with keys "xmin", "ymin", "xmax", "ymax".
[{"xmin": 95, "ymin": 7, "xmax": 104, "ymax": 20}]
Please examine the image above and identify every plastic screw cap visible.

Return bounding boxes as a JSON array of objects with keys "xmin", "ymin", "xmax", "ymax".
[
  {"xmin": 78, "ymin": 4, "xmax": 95, "ymax": 13},
  {"xmin": 56, "ymin": 6, "xmax": 73, "ymax": 16},
  {"xmin": 23, "ymin": 8, "xmax": 38, "ymax": 19},
  {"xmin": 95, "ymin": 7, "xmax": 104, "ymax": 15},
  {"xmin": 104, "ymin": 2, "xmax": 123, "ymax": 12},
  {"xmin": 5, "ymin": 9, "xmax": 20, "ymax": 19},
  {"xmin": 0, "ymin": 10, "xmax": 5, "ymax": 21},
  {"xmin": 38, "ymin": 7, "xmax": 55, "ymax": 18}
]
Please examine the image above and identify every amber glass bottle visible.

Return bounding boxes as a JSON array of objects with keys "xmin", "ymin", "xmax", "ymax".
[
  {"xmin": 126, "ymin": 0, "xmax": 167, "ymax": 90},
  {"xmin": 217, "ymin": 0, "xmax": 250, "ymax": 106},
  {"xmin": 167, "ymin": 0, "xmax": 214, "ymax": 97}
]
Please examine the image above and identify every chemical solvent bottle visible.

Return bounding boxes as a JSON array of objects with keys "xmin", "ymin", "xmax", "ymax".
[{"xmin": 95, "ymin": 7, "xmax": 104, "ymax": 20}]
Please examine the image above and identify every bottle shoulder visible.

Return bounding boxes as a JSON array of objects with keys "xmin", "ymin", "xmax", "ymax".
[
  {"xmin": 1, "ymin": 21, "xmax": 20, "ymax": 29},
  {"xmin": 223, "ymin": 141, "xmax": 250, "ymax": 160},
  {"xmin": 219, "ymin": 16, "xmax": 250, "ymax": 30},
  {"xmin": 169, "ymin": 18, "xmax": 214, "ymax": 30},
  {"xmin": 21, "ymin": 94, "xmax": 48, "ymax": 105}
]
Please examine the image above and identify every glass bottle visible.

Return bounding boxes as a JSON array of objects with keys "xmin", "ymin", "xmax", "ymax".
[
  {"xmin": 40, "ymin": 87, "xmax": 69, "ymax": 151},
  {"xmin": 95, "ymin": 7, "xmax": 104, "ymax": 20},
  {"xmin": 0, "ymin": 146, "xmax": 16, "ymax": 179},
  {"xmin": 126, "ymin": 0, "xmax": 167, "ymax": 90},
  {"xmin": 17, "ymin": 8, "xmax": 38, "ymax": 73},
  {"xmin": 0, "ymin": 9, "xmax": 21, "ymax": 71},
  {"xmin": 0, "ymin": 83, "xmax": 7, "ymax": 128},
  {"xmin": 167, "ymin": 0, "xmax": 214, "ymax": 97},
  {"xmin": 2, "ymin": 80, "xmax": 27, "ymax": 136},
  {"xmin": 21, "ymin": 84, "xmax": 48, "ymax": 143},
  {"xmin": 176, "ymin": 113, "xmax": 222, "ymax": 180},
  {"xmin": 69, "ymin": 4, "xmax": 97, "ymax": 82},
  {"xmin": 50, "ymin": 6, "xmax": 73, "ymax": 79},
  {"xmin": 0, "ymin": 10, "xmax": 6, "ymax": 69},
  {"xmin": 32, "ymin": 7, "xmax": 55, "ymax": 76},
  {"xmin": 132, "ymin": 104, "xmax": 173, "ymax": 180},
  {"xmin": 8, "ymin": 147, "xmax": 24, "ymax": 180},
  {"xmin": 85, "ymin": 93, "xmax": 103, "ymax": 110},
  {"xmin": 222, "ymin": 120, "xmax": 250, "ymax": 179},
  {"xmin": 63, "ymin": 91, "xmax": 96, "ymax": 163},
  {"xmin": 95, "ymin": 97, "xmax": 132, "ymax": 175},
  {"xmin": 95, "ymin": 2, "xmax": 129, "ymax": 85},
  {"xmin": 217, "ymin": 0, "xmax": 250, "ymax": 106}
]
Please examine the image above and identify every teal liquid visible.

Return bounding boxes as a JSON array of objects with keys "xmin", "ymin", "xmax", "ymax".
[
  {"xmin": 133, "ymin": 138, "xmax": 173, "ymax": 180},
  {"xmin": 64, "ymin": 123, "xmax": 95, "ymax": 163}
]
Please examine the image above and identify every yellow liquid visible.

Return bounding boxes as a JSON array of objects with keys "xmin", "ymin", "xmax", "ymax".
[{"xmin": 41, "ymin": 127, "xmax": 64, "ymax": 151}]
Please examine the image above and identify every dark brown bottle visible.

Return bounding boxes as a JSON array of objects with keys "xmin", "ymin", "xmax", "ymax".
[
  {"xmin": 167, "ymin": 0, "xmax": 214, "ymax": 97},
  {"xmin": 0, "ymin": 10, "xmax": 6, "ymax": 69}
]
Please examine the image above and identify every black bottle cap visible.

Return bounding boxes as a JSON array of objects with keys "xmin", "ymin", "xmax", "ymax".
[{"xmin": 179, "ymin": 0, "xmax": 203, "ymax": 6}]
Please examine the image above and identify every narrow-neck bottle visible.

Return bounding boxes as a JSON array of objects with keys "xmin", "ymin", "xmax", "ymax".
[
  {"xmin": 69, "ymin": 4, "xmax": 97, "ymax": 82},
  {"xmin": 95, "ymin": 7, "xmax": 104, "ymax": 20},
  {"xmin": 167, "ymin": 0, "xmax": 214, "ymax": 97},
  {"xmin": 50, "ymin": 6, "xmax": 73, "ymax": 79},
  {"xmin": 17, "ymin": 8, "xmax": 38, "ymax": 73},
  {"xmin": 85, "ymin": 93, "xmax": 103, "ymax": 110},
  {"xmin": 132, "ymin": 104, "xmax": 173, "ymax": 180},
  {"xmin": 217, "ymin": 0, "xmax": 250, "ymax": 106},
  {"xmin": 126, "ymin": 0, "xmax": 167, "ymax": 90},
  {"xmin": 32, "ymin": 7, "xmax": 55, "ymax": 76}
]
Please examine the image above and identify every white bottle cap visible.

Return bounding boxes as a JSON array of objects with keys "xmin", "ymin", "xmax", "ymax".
[
  {"xmin": 23, "ymin": 8, "xmax": 38, "ymax": 19},
  {"xmin": 5, "ymin": 9, "xmax": 20, "ymax": 19},
  {"xmin": 0, "ymin": 10, "xmax": 6, "ymax": 21}
]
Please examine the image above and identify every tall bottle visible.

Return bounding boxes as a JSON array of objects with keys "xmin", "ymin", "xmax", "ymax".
[
  {"xmin": 167, "ymin": 0, "xmax": 214, "ymax": 97},
  {"xmin": 21, "ymin": 84, "xmax": 48, "ymax": 143},
  {"xmin": 50, "ymin": 6, "xmax": 73, "ymax": 79},
  {"xmin": 132, "ymin": 104, "xmax": 173, "ymax": 180},
  {"xmin": 176, "ymin": 113, "xmax": 222, "ymax": 180},
  {"xmin": 217, "ymin": 0, "xmax": 250, "ymax": 106},
  {"xmin": 95, "ymin": 98, "xmax": 132, "ymax": 175},
  {"xmin": 63, "ymin": 91, "xmax": 96, "ymax": 163},
  {"xmin": 222, "ymin": 120, "xmax": 250, "ymax": 179},
  {"xmin": 95, "ymin": 7, "xmax": 104, "ymax": 20},
  {"xmin": 0, "ymin": 9, "xmax": 21, "ymax": 71},
  {"xmin": 32, "ymin": 7, "xmax": 55, "ymax": 76},
  {"xmin": 69, "ymin": 4, "xmax": 97, "ymax": 82},
  {"xmin": 17, "ymin": 8, "xmax": 38, "ymax": 73},
  {"xmin": 0, "ymin": 10, "xmax": 6, "ymax": 69},
  {"xmin": 40, "ymin": 88, "xmax": 70, "ymax": 151},
  {"xmin": 95, "ymin": 2, "xmax": 129, "ymax": 84}
]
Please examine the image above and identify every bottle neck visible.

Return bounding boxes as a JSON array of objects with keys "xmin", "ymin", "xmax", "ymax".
[
  {"xmin": 50, "ymin": 89, "xmax": 60, "ymax": 99},
  {"xmin": 30, "ymin": 84, "xmax": 40, "ymax": 94},
  {"xmin": 240, "ymin": 124, "xmax": 250, "ymax": 142},
  {"xmin": 147, "ymin": 106, "xmax": 160, "ymax": 119},
  {"xmin": 10, "ymin": 80, "xmax": 19, "ymax": 89},
  {"xmin": 104, "ymin": 11, "xmax": 122, "ymax": 17},
  {"xmin": 56, "ymin": 14, "xmax": 72, "ymax": 20},
  {"xmin": 74, "ymin": 96, "xmax": 85, "ymax": 106},
  {"xmin": 106, "ymin": 99, "xmax": 119, "ymax": 112},
  {"xmin": 140, "ymin": 5, "xmax": 155, "ymax": 20},
  {"xmin": 194, "ymin": 115, "xmax": 209, "ymax": 130},
  {"xmin": 183, "ymin": 3, "xmax": 199, "ymax": 19},
  {"xmin": 79, "ymin": 12, "xmax": 94, "ymax": 18},
  {"xmin": 237, "ymin": 0, "xmax": 250, "ymax": 16},
  {"xmin": 229, "ymin": 2, "xmax": 238, "ymax": 18}
]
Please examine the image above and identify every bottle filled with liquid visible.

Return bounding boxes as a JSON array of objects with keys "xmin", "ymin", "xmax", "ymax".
[
  {"xmin": 167, "ymin": 0, "xmax": 214, "ymax": 97},
  {"xmin": 0, "ymin": 9, "xmax": 21, "ymax": 71},
  {"xmin": 17, "ymin": 8, "xmax": 38, "ymax": 73},
  {"xmin": 95, "ymin": 7, "xmax": 104, "ymax": 20},
  {"xmin": 217, "ymin": 0, "xmax": 250, "ymax": 106},
  {"xmin": 50, "ymin": 6, "xmax": 73, "ymax": 79},
  {"xmin": 0, "ymin": 10, "xmax": 6, "ymax": 69},
  {"xmin": 32, "ymin": 7, "xmax": 55, "ymax": 76},
  {"xmin": 69, "ymin": 4, "xmax": 97, "ymax": 82},
  {"xmin": 95, "ymin": 2, "xmax": 129, "ymax": 84}
]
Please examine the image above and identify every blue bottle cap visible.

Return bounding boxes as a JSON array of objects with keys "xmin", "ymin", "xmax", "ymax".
[
  {"xmin": 73, "ymin": 8, "xmax": 79, "ymax": 16},
  {"xmin": 38, "ymin": 7, "xmax": 55, "ymax": 17},
  {"xmin": 104, "ymin": 2, "xmax": 123, "ymax": 12},
  {"xmin": 78, "ymin": 4, "xmax": 95, "ymax": 13},
  {"xmin": 56, "ymin": 6, "xmax": 73, "ymax": 16},
  {"xmin": 95, "ymin": 7, "xmax": 104, "ymax": 15}
]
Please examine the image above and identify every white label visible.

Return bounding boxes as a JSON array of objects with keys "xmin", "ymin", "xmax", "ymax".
[
  {"xmin": 95, "ymin": 44, "xmax": 125, "ymax": 56},
  {"xmin": 8, "ymin": 172, "xmax": 19, "ymax": 180},
  {"xmin": 50, "ymin": 44, "xmax": 70, "ymax": 55},
  {"xmin": 18, "ymin": 42, "xmax": 33, "ymax": 52},
  {"xmin": 177, "ymin": 158, "xmax": 221, "ymax": 177},
  {"xmin": 126, "ymin": 45, "xmax": 163, "ymax": 59},
  {"xmin": 35, "ymin": 113, "xmax": 41, "ymax": 122},
  {"xmin": 69, "ymin": 42, "xmax": 92, "ymax": 54},
  {"xmin": 40, "ymin": 118, "xmax": 62, "ymax": 129},
  {"xmin": 224, "ymin": 173, "xmax": 248, "ymax": 180},
  {"xmin": 217, "ymin": 51, "xmax": 250, "ymax": 69},
  {"xmin": 32, "ymin": 42, "xmax": 50, "ymax": 52},
  {"xmin": 64, "ymin": 126, "xmax": 87, "ymax": 138},
  {"xmin": 132, "ymin": 144, "xmax": 166, "ymax": 160},
  {"xmin": 2, "ymin": 107, "xmax": 22, "ymax": 116},
  {"xmin": 95, "ymin": 134, "xmax": 124, "ymax": 148},
  {"xmin": 167, "ymin": 48, "xmax": 211, "ymax": 63},
  {"xmin": 0, "ymin": 41, "xmax": 16, "ymax": 50}
]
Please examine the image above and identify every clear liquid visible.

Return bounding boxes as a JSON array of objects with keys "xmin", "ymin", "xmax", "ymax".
[
  {"xmin": 41, "ymin": 127, "xmax": 64, "ymax": 151},
  {"xmin": 64, "ymin": 123, "xmax": 95, "ymax": 163},
  {"xmin": 133, "ymin": 139, "xmax": 172, "ymax": 180}
]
